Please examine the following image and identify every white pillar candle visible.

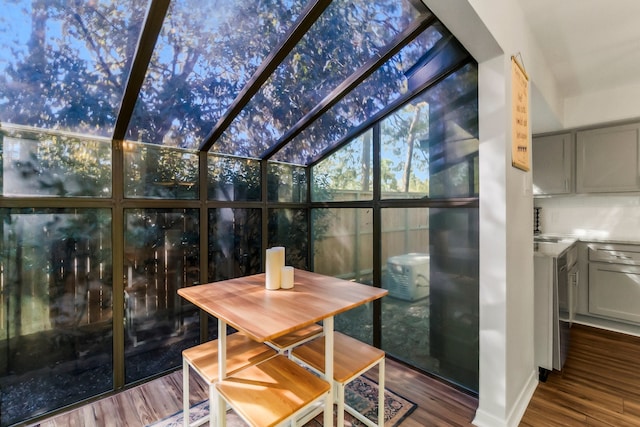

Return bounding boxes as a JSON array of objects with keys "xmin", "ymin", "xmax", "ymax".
[
  {"xmin": 272, "ymin": 246, "xmax": 285, "ymax": 271},
  {"xmin": 265, "ymin": 247, "xmax": 285, "ymax": 290},
  {"xmin": 281, "ymin": 266, "xmax": 294, "ymax": 289}
]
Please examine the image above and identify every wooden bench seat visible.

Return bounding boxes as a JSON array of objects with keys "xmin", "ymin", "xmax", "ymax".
[
  {"xmin": 182, "ymin": 333, "xmax": 277, "ymax": 426},
  {"xmin": 267, "ymin": 323, "xmax": 323, "ymax": 354},
  {"xmin": 215, "ymin": 354, "xmax": 331, "ymax": 427},
  {"xmin": 291, "ymin": 332, "xmax": 386, "ymax": 427}
]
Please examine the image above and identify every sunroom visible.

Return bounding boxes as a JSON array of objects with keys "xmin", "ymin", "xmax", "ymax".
[{"xmin": 0, "ymin": 0, "xmax": 479, "ymax": 425}]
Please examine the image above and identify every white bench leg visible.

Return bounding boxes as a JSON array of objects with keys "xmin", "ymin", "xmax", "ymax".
[
  {"xmin": 378, "ymin": 359, "xmax": 385, "ymax": 427},
  {"xmin": 183, "ymin": 359, "xmax": 189, "ymax": 427},
  {"xmin": 209, "ymin": 383, "xmax": 216, "ymax": 426},
  {"xmin": 337, "ymin": 382, "xmax": 345, "ymax": 427}
]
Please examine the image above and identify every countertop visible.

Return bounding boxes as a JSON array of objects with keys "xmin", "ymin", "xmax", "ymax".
[
  {"xmin": 532, "ymin": 232, "xmax": 640, "ymax": 258},
  {"xmin": 534, "ymin": 239, "xmax": 577, "ymax": 258},
  {"xmin": 536, "ymin": 233, "xmax": 640, "ymax": 246}
]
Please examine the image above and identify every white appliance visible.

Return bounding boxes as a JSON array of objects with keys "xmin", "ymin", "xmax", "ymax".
[{"xmin": 385, "ymin": 253, "xmax": 430, "ymax": 301}]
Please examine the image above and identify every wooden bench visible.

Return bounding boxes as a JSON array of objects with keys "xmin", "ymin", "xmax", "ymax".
[
  {"xmin": 215, "ymin": 354, "xmax": 331, "ymax": 427},
  {"xmin": 182, "ymin": 333, "xmax": 277, "ymax": 427},
  {"xmin": 291, "ymin": 331, "xmax": 386, "ymax": 427},
  {"xmin": 267, "ymin": 323, "xmax": 323, "ymax": 355}
]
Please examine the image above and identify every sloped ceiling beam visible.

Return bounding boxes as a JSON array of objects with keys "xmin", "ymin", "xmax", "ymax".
[
  {"xmin": 199, "ymin": 0, "xmax": 333, "ymax": 152},
  {"xmin": 260, "ymin": 14, "xmax": 437, "ymax": 161},
  {"xmin": 112, "ymin": 0, "xmax": 170, "ymax": 142}
]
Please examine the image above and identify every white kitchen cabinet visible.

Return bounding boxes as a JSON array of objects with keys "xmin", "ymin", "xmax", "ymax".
[
  {"xmin": 534, "ymin": 254, "xmax": 554, "ymax": 372},
  {"xmin": 576, "ymin": 123, "xmax": 640, "ymax": 193},
  {"xmin": 589, "ymin": 263, "xmax": 640, "ymax": 324},
  {"xmin": 588, "ymin": 243, "xmax": 640, "ymax": 324},
  {"xmin": 532, "ymin": 133, "xmax": 573, "ymax": 195}
]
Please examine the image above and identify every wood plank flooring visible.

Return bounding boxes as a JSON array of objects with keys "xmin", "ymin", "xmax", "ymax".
[
  {"xmin": 28, "ymin": 324, "xmax": 640, "ymax": 427},
  {"xmin": 27, "ymin": 357, "xmax": 478, "ymax": 427},
  {"xmin": 521, "ymin": 324, "xmax": 640, "ymax": 427}
]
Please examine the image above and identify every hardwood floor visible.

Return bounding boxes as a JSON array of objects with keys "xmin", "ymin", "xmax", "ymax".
[
  {"xmin": 28, "ymin": 324, "xmax": 640, "ymax": 427},
  {"xmin": 521, "ymin": 324, "xmax": 640, "ymax": 426},
  {"xmin": 27, "ymin": 357, "xmax": 478, "ymax": 427}
]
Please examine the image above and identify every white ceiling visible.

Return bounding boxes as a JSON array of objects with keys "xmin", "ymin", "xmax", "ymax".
[{"xmin": 516, "ymin": 0, "xmax": 640, "ymax": 98}]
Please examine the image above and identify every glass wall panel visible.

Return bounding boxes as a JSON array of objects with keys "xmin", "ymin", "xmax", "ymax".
[
  {"xmin": 208, "ymin": 208, "xmax": 262, "ymax": 282},
  {"xmin": 123, "ymin": 209, "xmax": 200, "ymax": 384},
  {"xmin": 208, "ymin": 154, "xmax": 261, "ymax": 202},
  {"xmin": 216, "ymin": 0, "xmax": 425, "ymax": 158},
  {"xmin": 311, "ymin": 130, "xmax": 373, "ymax": 202},
  {"xmin": 0, "ymin": 208, "xmax": 112, "ymax": 426},
  {"xmin": 267, "ymin": 162, "xmax": 307, "ymax": 203},
  {"xmin": 380, "ymin": 101, "xmax": 430, "ymax": 198},
  {"xmin": 0, "ymin": 1, "xmax": 147, "ymax": 137},
  {"xmin": 421, "ymin": 64, "xmax": 479, "ymax": 199},
  {"xmin": 381, "ymin": 62, "xmax": 477, "ymax": 199},
  {"xmin": 312, "ymin": 208, "xmax": 374, "ymax": 344},
  {"xmin": 381, "ymin": 207, "xmax": 478, "ymax": 392},
  {"xmin": 126, "ymin": 0, "xmax": 306, "ymax": 149},
  {"xmin": 271, "ymin": 25, "xmax": 450, "ymax": 164},
  {"xmin": 124, "ymin": 141, "xmax": 199, "ymax": 199},
  {"xmin": 268, "ymin": 209, "xmax": 308, "ymax": 269},
  {"xmin": 1, "ymin": 128, "xmax": 112, "ymax": 197}
]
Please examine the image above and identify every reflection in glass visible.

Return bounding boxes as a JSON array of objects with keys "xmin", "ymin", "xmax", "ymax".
[
  {"xmin": 126, "ymin": 0, "xmax": 306, "ymax": 148},
  {"xmin": 267, "ymin": 162, "xmax": 307, "ymax": 203},
  {"xmin": 1, "ymin": 127, "xmax": 112, "ymax": 198},
  {"xmin": 312, "ymin": 208, "xmax": 374, "ymax": 344},
  {"xmin": 124, "ymin": 141, "xmax": 199, "ymax": 199},
  {"xmin": 268, "ymin": 209, "xmax": 308, "ymax": 269},
  {"xmin": 208, "ymin": 154, "xmax": 261, "ymax": 201},
  {"xmin": 123, "ymin": 209, "xmax": 200, "ymax": 384},
  {"xmin": 0, "ymin": 1, "xmax": 147, "ymax": 137},
  {"xmin": 420, "ymin": 63, "xmax": 478, "ymax": 198},
  {"xmin": 381, "ymin": 207, "xmax": 478, "ymax": 392},
  {"xmin": 380, "ymin": 100, "xmax": 430, "ymax": 199},
  {"xmin": 216, "ymin": 0, "xmax": 424, "ymax": 158},
  {"xmin": 272, "ymin": 25, "xmax": 448, "ymax": 164},
  {"xmin": 311, "ymin": 130, "xmax": 373, "ymax": 202},
  {"xmin": 0, "ymin": 209, "xmax": 113, "ymax": 426},
  {"xmin": 208, "ymin": 208, "xmax": 262, "ymax": 281}
]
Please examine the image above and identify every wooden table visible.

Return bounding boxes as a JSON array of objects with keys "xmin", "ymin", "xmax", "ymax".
[{"xmin": 178, "ymin": 268, "xmax": 387, "ymax": 427}]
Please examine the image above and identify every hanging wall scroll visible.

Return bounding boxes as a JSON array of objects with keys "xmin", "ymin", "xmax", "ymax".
[{"xmin": 511, "ymin": 54, "xmax": 530, "ymax": 171}]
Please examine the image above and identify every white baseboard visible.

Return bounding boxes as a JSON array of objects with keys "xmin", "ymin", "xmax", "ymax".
[{"xmin": 472, "ymin": 369, "xmax": 538, "ymax": 427}]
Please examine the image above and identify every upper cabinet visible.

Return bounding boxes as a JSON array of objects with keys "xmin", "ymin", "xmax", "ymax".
[
  {"xmin": 576, "ymin": 123, "xmax": 640, "ymax": 193},
  {"xmin": 532, "ymin": 133, "xmax": 573, "ymax": 195}
]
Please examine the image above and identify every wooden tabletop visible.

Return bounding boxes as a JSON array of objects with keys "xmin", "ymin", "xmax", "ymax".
[{"xmin": 177, "ymin": 269, "xmax": 387, "ymax": 342}]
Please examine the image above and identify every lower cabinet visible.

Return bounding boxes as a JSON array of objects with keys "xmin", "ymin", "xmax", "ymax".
[
  {"xmin": 589, "ymin": 263, "xmax": 640, "ymax": 324},
  {"xmin": 588, "ymin": 243, "xmax": 640, "ymax": 324}
]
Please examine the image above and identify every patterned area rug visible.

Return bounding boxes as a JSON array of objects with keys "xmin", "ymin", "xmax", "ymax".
[{"xmin": 147, "ymin": 376, "xmax": 416, "ymax": 427}]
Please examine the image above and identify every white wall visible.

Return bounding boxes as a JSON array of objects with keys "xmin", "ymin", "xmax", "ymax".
[
  {"xmin": 564, "ymin": 82, "xmax": 640, "ymax": 129},
  {"xmin": 535, "ymin": 195, "xmax": 640, "ymax": 241},
  {"xmin": 421, "ymin": 0, "xmax": 560, "ymax": 425}
]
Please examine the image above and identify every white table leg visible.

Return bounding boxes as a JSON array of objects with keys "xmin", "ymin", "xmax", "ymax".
[
  {"xmin": 217, "ymin": 319, "xmax": 227, "ymax": 427},
  {"xmin": 324, "ymin": 316, "xmax": 334, "ymax": 427}
]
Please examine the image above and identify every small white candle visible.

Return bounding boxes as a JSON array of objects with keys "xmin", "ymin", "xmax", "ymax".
[{"xmin": 281, "ymin": 266, "xmax": 294, "ymax": 289}]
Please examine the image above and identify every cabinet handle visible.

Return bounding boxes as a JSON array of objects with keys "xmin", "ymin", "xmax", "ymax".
[{"xmin": 572, "ymin": 271, "xmax": 579, "ymax": 326}]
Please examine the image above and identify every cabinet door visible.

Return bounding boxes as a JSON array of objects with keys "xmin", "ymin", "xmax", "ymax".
[
  {"xmin": 589, "ymin": 263, "xmax": 640, "ymax": 323},
  {"xmin": 534, "ymin": 256, "xmax": 554, "ymax": 370},
  {"xmin": 577, "ymin": 124, "xmax": 640, "ymax": 193},
  {"xmin": 532, "ymin": 133, "xmax": 572, "ymax": 195}
]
